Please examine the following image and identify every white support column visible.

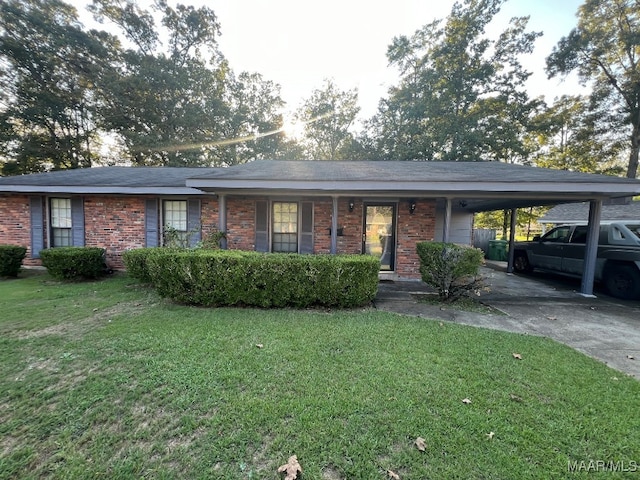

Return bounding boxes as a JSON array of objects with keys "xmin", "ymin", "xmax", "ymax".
[
  {"xmin": 330, "ymin": 196, "xmax": 338, "ymax": 254},
  {"xmin": 218, "ymin": 194, "xmax": 227, "ymax": 250},
  {"xmin": 443, "ymin": 198, "xmax": 452, "ymax": 243}
]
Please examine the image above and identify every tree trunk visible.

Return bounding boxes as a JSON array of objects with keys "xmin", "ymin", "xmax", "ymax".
[{"xmin": 627, "ymin": 122, "xmax": 639, "ymax": 179}]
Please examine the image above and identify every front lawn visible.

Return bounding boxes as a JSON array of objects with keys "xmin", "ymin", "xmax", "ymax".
[{"xmin": 1, "ymin": 272, "xmax": 638, "ymax": 479}]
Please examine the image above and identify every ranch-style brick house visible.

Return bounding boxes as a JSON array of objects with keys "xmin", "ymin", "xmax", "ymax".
[{"xmin": 1, "ymin": 160, "xmax": 640, "ymax": 286}]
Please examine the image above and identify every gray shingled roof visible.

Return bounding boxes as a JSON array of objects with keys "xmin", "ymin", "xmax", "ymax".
[
  {"xmin": 188, "ymin": 160, "xmax": 640, "ymax": 184},
  {"xmin": 0, "ymin": 166, "xmax": 216, "ymax": 194},
  {"xmin": 540, "ymin": 201, "xmax": 640, "ymax": 224}
]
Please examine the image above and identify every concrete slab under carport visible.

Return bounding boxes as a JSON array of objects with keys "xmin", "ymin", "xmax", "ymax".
[{"xmin": 375, "ymin": 261, "xmax": 640, "ymax": 379}]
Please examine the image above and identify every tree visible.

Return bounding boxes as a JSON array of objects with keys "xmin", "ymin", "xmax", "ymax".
[
  {"xmin": 0, "ymin": 0, "xmax": 115, "ymax": 174},
  {"xmin": 295, "ymin": 79, "xmax": 360, "ymax": 160},
  {"xmin": 90, "ymin": 0, "xmax": 229, "ymax": 166},
  {"xmin": 366, "ymin": 0, "xmax": 541, "ymax": 162},
  {"xmin": 546, "ymin": 0, "xmax": 640, "ymax": 179},
  {"xmin": 531, "ymin": 95, "xmax": 626, "ymax": 175}
]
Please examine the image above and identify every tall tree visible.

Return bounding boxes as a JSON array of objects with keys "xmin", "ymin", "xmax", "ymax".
[
  {"xmin": 295, "ymin": 79, "xmax": 360, "ymax": 160},
  {"xmin": 90, "ymin": 0, "xmax": 228, "ymax": 166},
  {"xmin": 546, "ymin": 0, "xmax": 640, "ymax": 179},
  {"xmin": 366, "ymin": 0, "xmax": 541, "ymax": 162},
  {"xmin": 0, "ymin": 0, "xmax": 115, "ymax": 174},
  {"xmin": 531, "ymin": 95, "xmax": 626, "ymax": 174}
]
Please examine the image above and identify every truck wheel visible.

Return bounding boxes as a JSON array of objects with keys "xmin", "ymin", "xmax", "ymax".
[
  {"xmin": 604, "ymin": 265, "xmax": 640, "ymax": 300},
  {"xmin": 513, "ymin": 252, "xmax": 532, "ymax": 273}
]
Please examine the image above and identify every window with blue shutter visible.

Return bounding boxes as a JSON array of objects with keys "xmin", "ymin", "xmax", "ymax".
[{"xmin": 30, "ymin": 196, "xmax": 44, "ymax": 258}]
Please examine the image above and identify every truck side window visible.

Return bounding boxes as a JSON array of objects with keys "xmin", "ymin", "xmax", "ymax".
[{"xmin": 570, "ymin": 227, "xmax": 588, "ymax": 244}]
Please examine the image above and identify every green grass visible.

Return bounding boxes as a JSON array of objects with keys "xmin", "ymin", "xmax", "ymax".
[{"xmin": 1, "ymin": 272, "xmax": 639, "ymax": 479}]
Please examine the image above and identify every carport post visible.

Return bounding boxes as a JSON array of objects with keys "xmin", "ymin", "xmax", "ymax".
[
  {"xmin": 580, "ymin": 199, "xmax": 602, "ymax": 297},
  {"xmin": 506, "ymin": 208, "xmax": 517, "ymax": 273}
]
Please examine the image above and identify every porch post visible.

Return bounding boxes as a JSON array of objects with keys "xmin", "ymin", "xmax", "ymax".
[
  {"xmin": 443, "ymin": 198, "xmax": 452, "ymax": 243},
  {"xmin": 330, "ymin": 196, "xmax": 338, "ymax": 254},
  {"xmin": 580, "ymin": 199, "xmax": 602, "ymax": 297},
  {"xmin": 506, "ymin": 208, "xmax": 517, "ymax": 273},
  {"xmin": 218, "ymin": 194, "xmax": 227, "ymax": 250}
]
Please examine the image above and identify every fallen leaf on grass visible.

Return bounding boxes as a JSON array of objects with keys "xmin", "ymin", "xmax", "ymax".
[
  {"xmin": 509, "ymin": 393, "xmax": 523, "ymax": 402},
  {"xmin": 387, "ymin": 470, "xmax": 400, "ymax": 479},
  {"xmin": 255, "ymin": 344, "xmax": 264, "ymax": 349},
  {"xmin": 277, "ymin": 455, "xmax": 302, "ymax": 480},
  {"xmin": 627, "ymin": 355, "xmax": 635, "ymax": 360},
  {"xmin": 512, "ymin": 353, "xmax": 522, "ymax": 360},
  {"xmin": 462, "ymin": 398, "xmax": 472, "ymax": 404},
  {"xmin": 415, "ymin": 437, "xmax": 426, "ymax": 452},
  {"xmin": 486, "ymin": 431, "xmax": 495, "ymax": 440}
]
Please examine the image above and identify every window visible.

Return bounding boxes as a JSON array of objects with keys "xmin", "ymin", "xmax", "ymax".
[
  {"xmin": 541, "ymin": 225, "xmax": 571, "ymax": 243},
  {"xmin": 50, "ymin": 198, "xmax": 72, "ymax": 247},
  {"xmin": 163, "ymin": 200, "xmax": 188, "ymax": 246},
  {"xmin": 272, "ymin": 202, "xmax": 298, "ymax": 252}
]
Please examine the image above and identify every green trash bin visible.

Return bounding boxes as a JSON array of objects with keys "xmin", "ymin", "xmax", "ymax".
[{"xmin": 487, "ymin": 239, "xmax": 508, "ymax": 261}]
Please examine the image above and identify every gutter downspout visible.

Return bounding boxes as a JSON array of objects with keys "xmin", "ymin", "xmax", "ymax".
[{"xmin": 580, "ymin": 199, "xmax": 602, "ymax": 297}]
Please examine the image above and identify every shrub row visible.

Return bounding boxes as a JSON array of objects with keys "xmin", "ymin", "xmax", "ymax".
[
  {"xmin": 0, "ymin": 245, "xmax": 27, "ymax": 277},
  {"xmin": 39, "ymin": 247, "xmax": 107, "ymax": 280},
  {"xmin": 416, "ymin": 241, "xmax": 484, "ymax": 301},
  {"xmin": 125, "ymin": 248, "xmax": 380, "ymax": 308}
]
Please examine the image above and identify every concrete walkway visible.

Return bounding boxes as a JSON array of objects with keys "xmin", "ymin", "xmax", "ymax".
[{"xmin": 375, "ymin": 262, "xmax": 640, "ymax": 379}]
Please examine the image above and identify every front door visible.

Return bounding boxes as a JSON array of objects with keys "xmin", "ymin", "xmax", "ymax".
[{"xmin": 363, "ymin": 204, "xmax": 396, "ymax": 271}]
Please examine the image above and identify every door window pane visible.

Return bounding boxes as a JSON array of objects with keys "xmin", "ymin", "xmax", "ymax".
[{"xmin": 365, "ymin": 205, "xmax": 394, "ymax": 270}]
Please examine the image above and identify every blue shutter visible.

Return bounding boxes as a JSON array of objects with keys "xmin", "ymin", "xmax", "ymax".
[
  {"xmin": 30, "ymin": 196, "xmax": 44, "ymax": 258},
  {"xmin": 71, "ymin": 197, "xmax": 85, "ymax": 246},
  {"xmin": 255, "ymin": 200, "xmax": 269, "ymax": 252},
  {"xmin": 145, "ymin": 198, "xmax": 159, "ymax": 247},
  {"xmin": 187, "ymin": 199, "xmax": 201, "ymax": 247},
  {"xmin": 300, "ymin": 201, "xmax": 314, "ymax": 254}
]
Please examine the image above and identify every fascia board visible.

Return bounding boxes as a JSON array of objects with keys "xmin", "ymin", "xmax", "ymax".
[{"xmin": 0, "ymin": 186, "xmax": 206, "ymax": 195}]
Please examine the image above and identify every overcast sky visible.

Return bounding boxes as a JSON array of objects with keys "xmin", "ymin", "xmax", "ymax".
[{"xmin": 72, "ymin": 0, "xmax": 587, "ymax": 120}]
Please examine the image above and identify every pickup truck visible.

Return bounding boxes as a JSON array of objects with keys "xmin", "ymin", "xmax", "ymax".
[{"xmin": 512, "ymin": 222, "xmax": 640, "ymax": 300}]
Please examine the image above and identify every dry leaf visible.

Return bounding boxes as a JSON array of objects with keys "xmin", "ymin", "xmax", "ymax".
[
  {"xmin": 546, "ymin": 316, "xmax": 557, "ymax": 321},
  {"xmin": 512, "ymin": 353, "xmax": 522, "ymax": 360},
  {"xmin": 462, "ymin": 398, "xmax": 472, "ymax": 404},
  {"xmin": 627, "ymin": 355, "xmax": 635, "ymax": 360},
  {"xmin": 255, "ymin": 344, "xmax": 264, "ymax": 349},
  {"xmin": 415, "ymin": 437, "xmax": 427, "ymax": 452},
  {"xmin": 387, "ymin": 470, "xmax": 400, "ymax": 479},
  {"xmin": 277, "ymin": 455, "xmax": 302, "ymax": 480},
  {"xmin": 509, "ymin": 393, "xmax": 523, "ymax": 402},
  {"xmin": 486, "ymin": 431, "xmax": 495, "ymax": 440}
]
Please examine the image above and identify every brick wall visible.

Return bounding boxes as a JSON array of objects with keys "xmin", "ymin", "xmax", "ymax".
[
  {"xmin": 0, "ymin": 194, "xmax": 38, "ymax": 265},
  {"xmin": 395, "ymin": 199, "xmax": 436, "ymax": 278}
]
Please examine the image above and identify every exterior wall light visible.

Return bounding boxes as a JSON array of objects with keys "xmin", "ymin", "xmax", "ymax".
[
  {"xmin": 409, "ymin": 199, "xmax": 417, "ymax": 214},
  {"xmin": 348, "ymin": 199, "xmax": 355, "ymax": 212}
]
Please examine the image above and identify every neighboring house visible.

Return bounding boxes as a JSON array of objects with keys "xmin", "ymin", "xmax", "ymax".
[
  {"xmin": 540, "ymin": 199, "xmax": 640, "ymax": 228},
  {"xmin": 1, "ymin": 160, "xmax": 640, "ymax": 281}
]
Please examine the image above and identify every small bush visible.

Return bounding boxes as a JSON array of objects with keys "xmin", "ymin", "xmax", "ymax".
[
  {"xmin": 122, "ymin": 247, "xmax": 182, "ymax": 283},
  {"xmin": 146, "ymin": 250, "xmax": 380, "ymax": 308},
  {"xmin": 416, "ymin": 242, "xmax": 485, "ymax": 302},
  {"xmin": 39, "ymin": 247, "xmax": 106, "ymax": 280},
  {"xmin": 0, "ymin": 245, "xmax": 27, "ymax": 277}
]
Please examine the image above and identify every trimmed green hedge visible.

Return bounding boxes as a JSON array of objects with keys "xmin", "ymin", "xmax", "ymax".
[
  {"xmin": 416, "ymin": 241, "xmax": 485, "ymax": 301},
  {"xmin": 39, "ymin": 247, "xmax": 106, "ymax": 280},
  {"xmin": 122, "ymin": 247, "xmax": 182, "ymax": 284},
  {"xmin": 143, "ymin": 250, "xmax": 380, "ymax": 308},
  {"xmin": 0, "ymin": 245, "xmax": 27, "ymax": 277}
]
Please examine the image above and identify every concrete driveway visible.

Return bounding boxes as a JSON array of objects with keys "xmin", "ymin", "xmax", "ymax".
[{"xmin": 375, "ymin": 262, "xmax": 640, "ymax": 379}]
